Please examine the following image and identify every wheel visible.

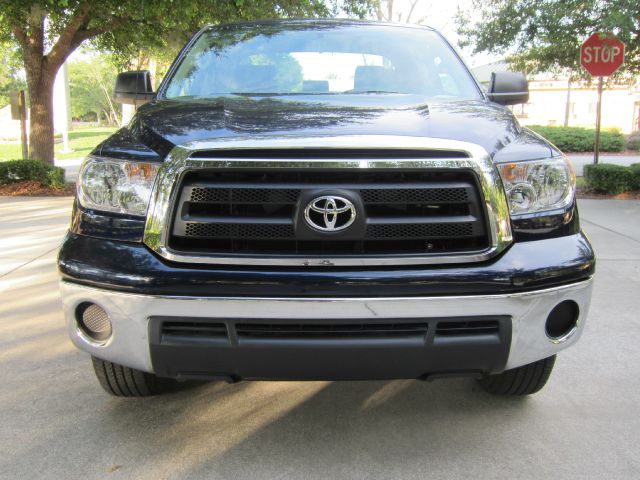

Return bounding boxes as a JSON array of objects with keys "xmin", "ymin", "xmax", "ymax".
[
  {"xmin": 478, "ymin": 355, "xmax": 556, "ymax": 395},
  {"xmin": 91, "ymin": 356, "xmax": 169, "ymax": 397}
]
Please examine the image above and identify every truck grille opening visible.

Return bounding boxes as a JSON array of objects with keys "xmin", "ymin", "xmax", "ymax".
[
  {"xmin": 160, "ymin": 321, "xmax": 229, "ymax": 345},
  {"xmin": 435, "ymin": 320, "xmax": 500, "ymax": 337},
  {"xmin": 236, "ymin": 322, "xmax": 429, "ymax": 340},
  {"xmin": 168, "ymin": 165, "xmax": 490, "ymax": 258}
]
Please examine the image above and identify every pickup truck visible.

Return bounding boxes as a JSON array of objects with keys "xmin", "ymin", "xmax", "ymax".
[{"xmin": 58, "ymin": 19, "xmax": 595, "ymax": 397}]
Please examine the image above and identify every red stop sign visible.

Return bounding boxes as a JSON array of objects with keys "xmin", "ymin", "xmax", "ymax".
[{"xmin": 580, "ymin": 33, "xmax": 625, "ymax": 76}]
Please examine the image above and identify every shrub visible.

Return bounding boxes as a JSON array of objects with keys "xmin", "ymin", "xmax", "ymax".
[
  {"xmin": 626, "ymin": 134, "xmax": 640, "ymax": 152},
  {"xmin": 630, "ymin": 163, "xmax": 640, "ymax": 191},
  {"xmin": 584, "ymin": 163, "xmax": 634, "ymax": 194},
  {"xmin": 0, "ymin": 159, "xmax": 65, "ymax": 188},
  {"xmin": 528, "ymin": 125, "xmax": 625, "ymax": 153}
]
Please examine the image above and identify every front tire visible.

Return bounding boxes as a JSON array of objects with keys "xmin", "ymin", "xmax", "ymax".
[
  {"xmin": 478, "ymin": 355, "xmax": 556, "ymax": 395},
  {"xmin": 91, "ymin": 356, "xmax": 169, "ymax": 397}
]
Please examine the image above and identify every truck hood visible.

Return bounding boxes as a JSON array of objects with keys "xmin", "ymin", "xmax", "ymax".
[{"xmin": 121, "ymin": 95, "xmax": 555, "ymax": 161}]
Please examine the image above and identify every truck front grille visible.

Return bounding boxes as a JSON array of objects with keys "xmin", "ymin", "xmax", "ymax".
[{"xmin": 168, "ymin": 168, "xmax": 489, "ymax": 258}]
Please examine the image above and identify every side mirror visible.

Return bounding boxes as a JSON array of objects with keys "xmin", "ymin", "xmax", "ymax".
[
  {"xmin": 114, "ymin": 70, "xmax": 154, "ymax": 105},
  {"xmin": 487, "ymin": 72, "xmax": 529, "ymax": 105}
]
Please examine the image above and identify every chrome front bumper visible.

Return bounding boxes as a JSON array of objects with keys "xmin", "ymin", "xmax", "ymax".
[{"xmin": 61, "ymin": 278, "xmax": 593, "ymax": 375}]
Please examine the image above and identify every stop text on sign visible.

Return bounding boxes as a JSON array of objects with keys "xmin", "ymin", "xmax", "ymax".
[{"xmin": 581, "ymin": 45, "xmax": 622, "ymax": 64}]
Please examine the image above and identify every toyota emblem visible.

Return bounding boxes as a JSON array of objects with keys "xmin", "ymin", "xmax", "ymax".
[{"xmin": 304, "ymin": 196, "xmax": 356, "ymax": 232}]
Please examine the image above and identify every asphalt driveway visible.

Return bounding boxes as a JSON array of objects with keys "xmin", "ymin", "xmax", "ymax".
[{"xmin": 1, "ymin": 196, "xmax": 639, "ymax": 479}]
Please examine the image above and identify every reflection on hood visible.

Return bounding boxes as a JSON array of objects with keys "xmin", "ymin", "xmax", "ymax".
[{"xmin": 127, "ymin": 94, "xmax": 550, "ymax": 160}]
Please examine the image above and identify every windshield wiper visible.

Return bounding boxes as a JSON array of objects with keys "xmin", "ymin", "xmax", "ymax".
[{"xmin": 349, "ymin": 90, "xmax": 400, "ymax": 94}]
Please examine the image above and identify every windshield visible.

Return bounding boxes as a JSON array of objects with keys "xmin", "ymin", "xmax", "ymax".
[{"xmin": 162, "ymin": 23, "xmax": 481, "ymax": 100}]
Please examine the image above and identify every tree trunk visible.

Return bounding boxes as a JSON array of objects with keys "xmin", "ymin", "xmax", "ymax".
[
  {"xmin": 26, "ymin": 72, "xmax": 56, "ymax": 165},
  {"xmin": 564, "ymin": 77, "xmax": 572, "ymax": 128},
  {"xmin": 16, "ymin": 5, "xmax": 57, "ymax": 165},
  {"xmin": 14, "ymin": 3, "xmax": 95, "ymax": 165}
]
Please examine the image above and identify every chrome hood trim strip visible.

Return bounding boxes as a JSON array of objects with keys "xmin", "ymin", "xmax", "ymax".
[{"xmin": 143, "ymin": 135, "xmax": 512, "ymax": 266}]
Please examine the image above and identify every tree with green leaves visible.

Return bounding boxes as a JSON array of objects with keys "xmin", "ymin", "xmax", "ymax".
[
  {"xmin": 0, "ymin": 41, "xmax": 26, "ymax": 108},
  {"xmin": 68, "ymin": 57, "xmax": 120, "ymax": 125},
  {"xmin": 456, "ymin": 0, "xmax": 639, "ymax": 80},
  {"xmin": 0, "ymin": 1, "xmax": 374, "ymax": 164}
]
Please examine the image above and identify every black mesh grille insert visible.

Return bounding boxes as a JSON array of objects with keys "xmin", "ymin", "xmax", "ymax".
[
  {"xmin": 184, "ymin": 222, "xmax": 295, "ymax": 239},
  {"xmin": 360, "ymin": 188, "xmax": 468, "ymax": 203},
  {"xmin": 236, "ymin": 322, "xmax": 429, "ymax": 340},
  {"xmin": 190, "ymin": 188, "xmax": 302, "ymax": 204},
  {"xmin": 366, "ymin": 222, "xmax": 473, "ymax": 239},
  {"xmin": 169, "ymin": 167, "xmax": 489, "ymax": 258}
]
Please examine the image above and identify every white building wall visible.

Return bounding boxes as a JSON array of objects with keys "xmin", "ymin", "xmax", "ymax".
[{"xmin": 515, "ymin": 80, "xmax": 640, "ymax": 133}]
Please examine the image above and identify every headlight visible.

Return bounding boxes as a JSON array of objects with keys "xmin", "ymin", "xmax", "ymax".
[
  {"xmin": 77, "ymin": 156, "xmax": 160, "ymax": 216},
  {"xmin": 497, "ymin": 157, "xmax": 575, "ymax": 215}
]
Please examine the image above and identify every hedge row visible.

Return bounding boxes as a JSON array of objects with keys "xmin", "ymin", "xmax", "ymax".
[
  {"xmin": 584, "ymin": 163, "xmax": 640, "ymax": 194},
  {"xmin": 627, "ymin": 134, "xmax": 640, "ymax": 152},
  {"xmin": 0, "ymin": 160, "xmax": 65, "ymax": 188},
  {"xmin": 528, "ymin": 125, "xmax": 625, "ymax": 153}
]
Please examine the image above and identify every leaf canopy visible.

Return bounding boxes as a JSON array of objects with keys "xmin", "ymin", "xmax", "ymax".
[
  {"xmin": 0, "ymin": 1, "xmax": 375, "ymax": 64},
  {"xmin": 456, "ymin": 0, "xmax": 640, "ymax": 82}
]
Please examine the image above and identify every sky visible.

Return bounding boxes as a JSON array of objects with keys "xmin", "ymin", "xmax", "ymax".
[{"xmin": 371, "ymin": 0, "xmax": 502, "ymax": 67}]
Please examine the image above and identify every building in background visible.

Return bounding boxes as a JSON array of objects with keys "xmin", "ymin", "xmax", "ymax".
[{"xmin": 473, "ymin": 61, "xmax": 640, "ymax": 134}]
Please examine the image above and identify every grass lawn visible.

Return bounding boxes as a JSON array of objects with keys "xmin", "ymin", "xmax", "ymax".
[{"xmin": 0, "ymin": 126, "xmax": 117, "ymax": 161}]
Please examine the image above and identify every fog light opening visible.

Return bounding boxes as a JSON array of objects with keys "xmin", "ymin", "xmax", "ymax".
[
  {"xmin": 545, "ymin": 300, "xmax": 579, "ymax": 341},
  {"xmin": 76, "ymin": 302, "xmax": 112, "ymax": 343}
]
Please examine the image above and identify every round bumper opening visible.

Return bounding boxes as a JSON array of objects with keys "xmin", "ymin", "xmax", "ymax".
[
  {"xmin": 75, "ymin": 302, "xmax": 112, "ymax": 343},
  {"xmin": 545, "ymin": 300, "xmax": 579, "ymax": 341}
]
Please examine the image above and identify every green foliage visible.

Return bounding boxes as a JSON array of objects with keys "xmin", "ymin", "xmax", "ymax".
[
  {"xmin": 81, "ymin": 1, "xmax": 375, "ymax": 70},
  {"xmin": 68, "ymin": 56, "xmax": 120, "ymax": 124},
  {"xmin": 252, "ymin": 53, "xmax": 304, "ymax": 92},
  {"xmin": 626, "ymin": 134, "xmax": 640, "ymax": 152},
  {"xmin": 0, "ymin": 159, "xmax": 65, "ymax": 188},
  {"xmin": 528, "ymin": 125, "xmax": 625, "ymax": 152},
  {"xmin": 0, "ymin": 126, "xmax": 116, "ymax": 161},
  {"xmin": 0, "ymin": 40, "xmax": 26, "ymax": 108},
  {"xmin": 0, "ymin": 0, "xmax": 376, "ymax": 164},
  {"xmin": 584, "ymin": 164, "xmax": 635, "ymax": 194},
  {"xmin": 630, "ymin": 164, "xmax": 640, "ymax": 190},
  {"xmin": 456, "ymin": 1, "xmax": 640, "ymax": 82}
]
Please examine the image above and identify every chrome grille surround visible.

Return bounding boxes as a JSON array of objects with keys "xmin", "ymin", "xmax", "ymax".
[{"xmin": 144, "ymin": 135, "xmax": 513, "ymax": 266}]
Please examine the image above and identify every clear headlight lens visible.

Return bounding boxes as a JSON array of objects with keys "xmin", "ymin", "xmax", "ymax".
[
  {"xmin": 498, "ymin": 157, "xmax": 575, "ymax": 215},
  {"xmin": 77, "ymin": 156, "xmax": 160, "ymax": 216}
]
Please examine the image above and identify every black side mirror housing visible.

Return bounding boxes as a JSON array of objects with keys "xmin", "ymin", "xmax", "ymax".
[
  {"xmin": 487, "ymin": 72, "xmax": 529, "ymax": 105},
  {"xmin": 114, "ymin": 70, "xmax": 155, "ymax": 105}
]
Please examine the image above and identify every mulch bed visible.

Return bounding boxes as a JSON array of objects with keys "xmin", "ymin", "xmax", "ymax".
[
  {"xmin": 576, "ymin": 184, "xmax": 640, "ymax": 200},
  {"xmin": 0, "ymin": 180, "xmax": 76, "ymax": 197}
]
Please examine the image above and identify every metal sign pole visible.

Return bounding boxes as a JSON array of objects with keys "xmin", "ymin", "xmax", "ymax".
[
  {"xmin": 594, "ymin": 76, "xmax": 604, "ymax": 165},
  {"xmin": 18, "ymin": 90, "xmax": 28, "ymax": 160},
  {"xmin": 580, "ymin": 33, "xmax": 625, "ymax": 166}
]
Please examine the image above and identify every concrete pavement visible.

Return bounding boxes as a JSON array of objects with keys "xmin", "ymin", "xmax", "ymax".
[{"xmin": 1, "ymin": 196, "xmax": 639, "ymax": 479}]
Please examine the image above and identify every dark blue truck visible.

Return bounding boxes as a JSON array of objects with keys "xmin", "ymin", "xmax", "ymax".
[{"xmin": 58, "ymin": 20, "xmax": 594, "ymax": 397}]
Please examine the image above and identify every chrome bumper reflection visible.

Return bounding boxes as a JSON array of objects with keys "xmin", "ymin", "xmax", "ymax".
[{"xmin": 61, "ymin": 278, "xmax": 593, "ymax": 374}]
